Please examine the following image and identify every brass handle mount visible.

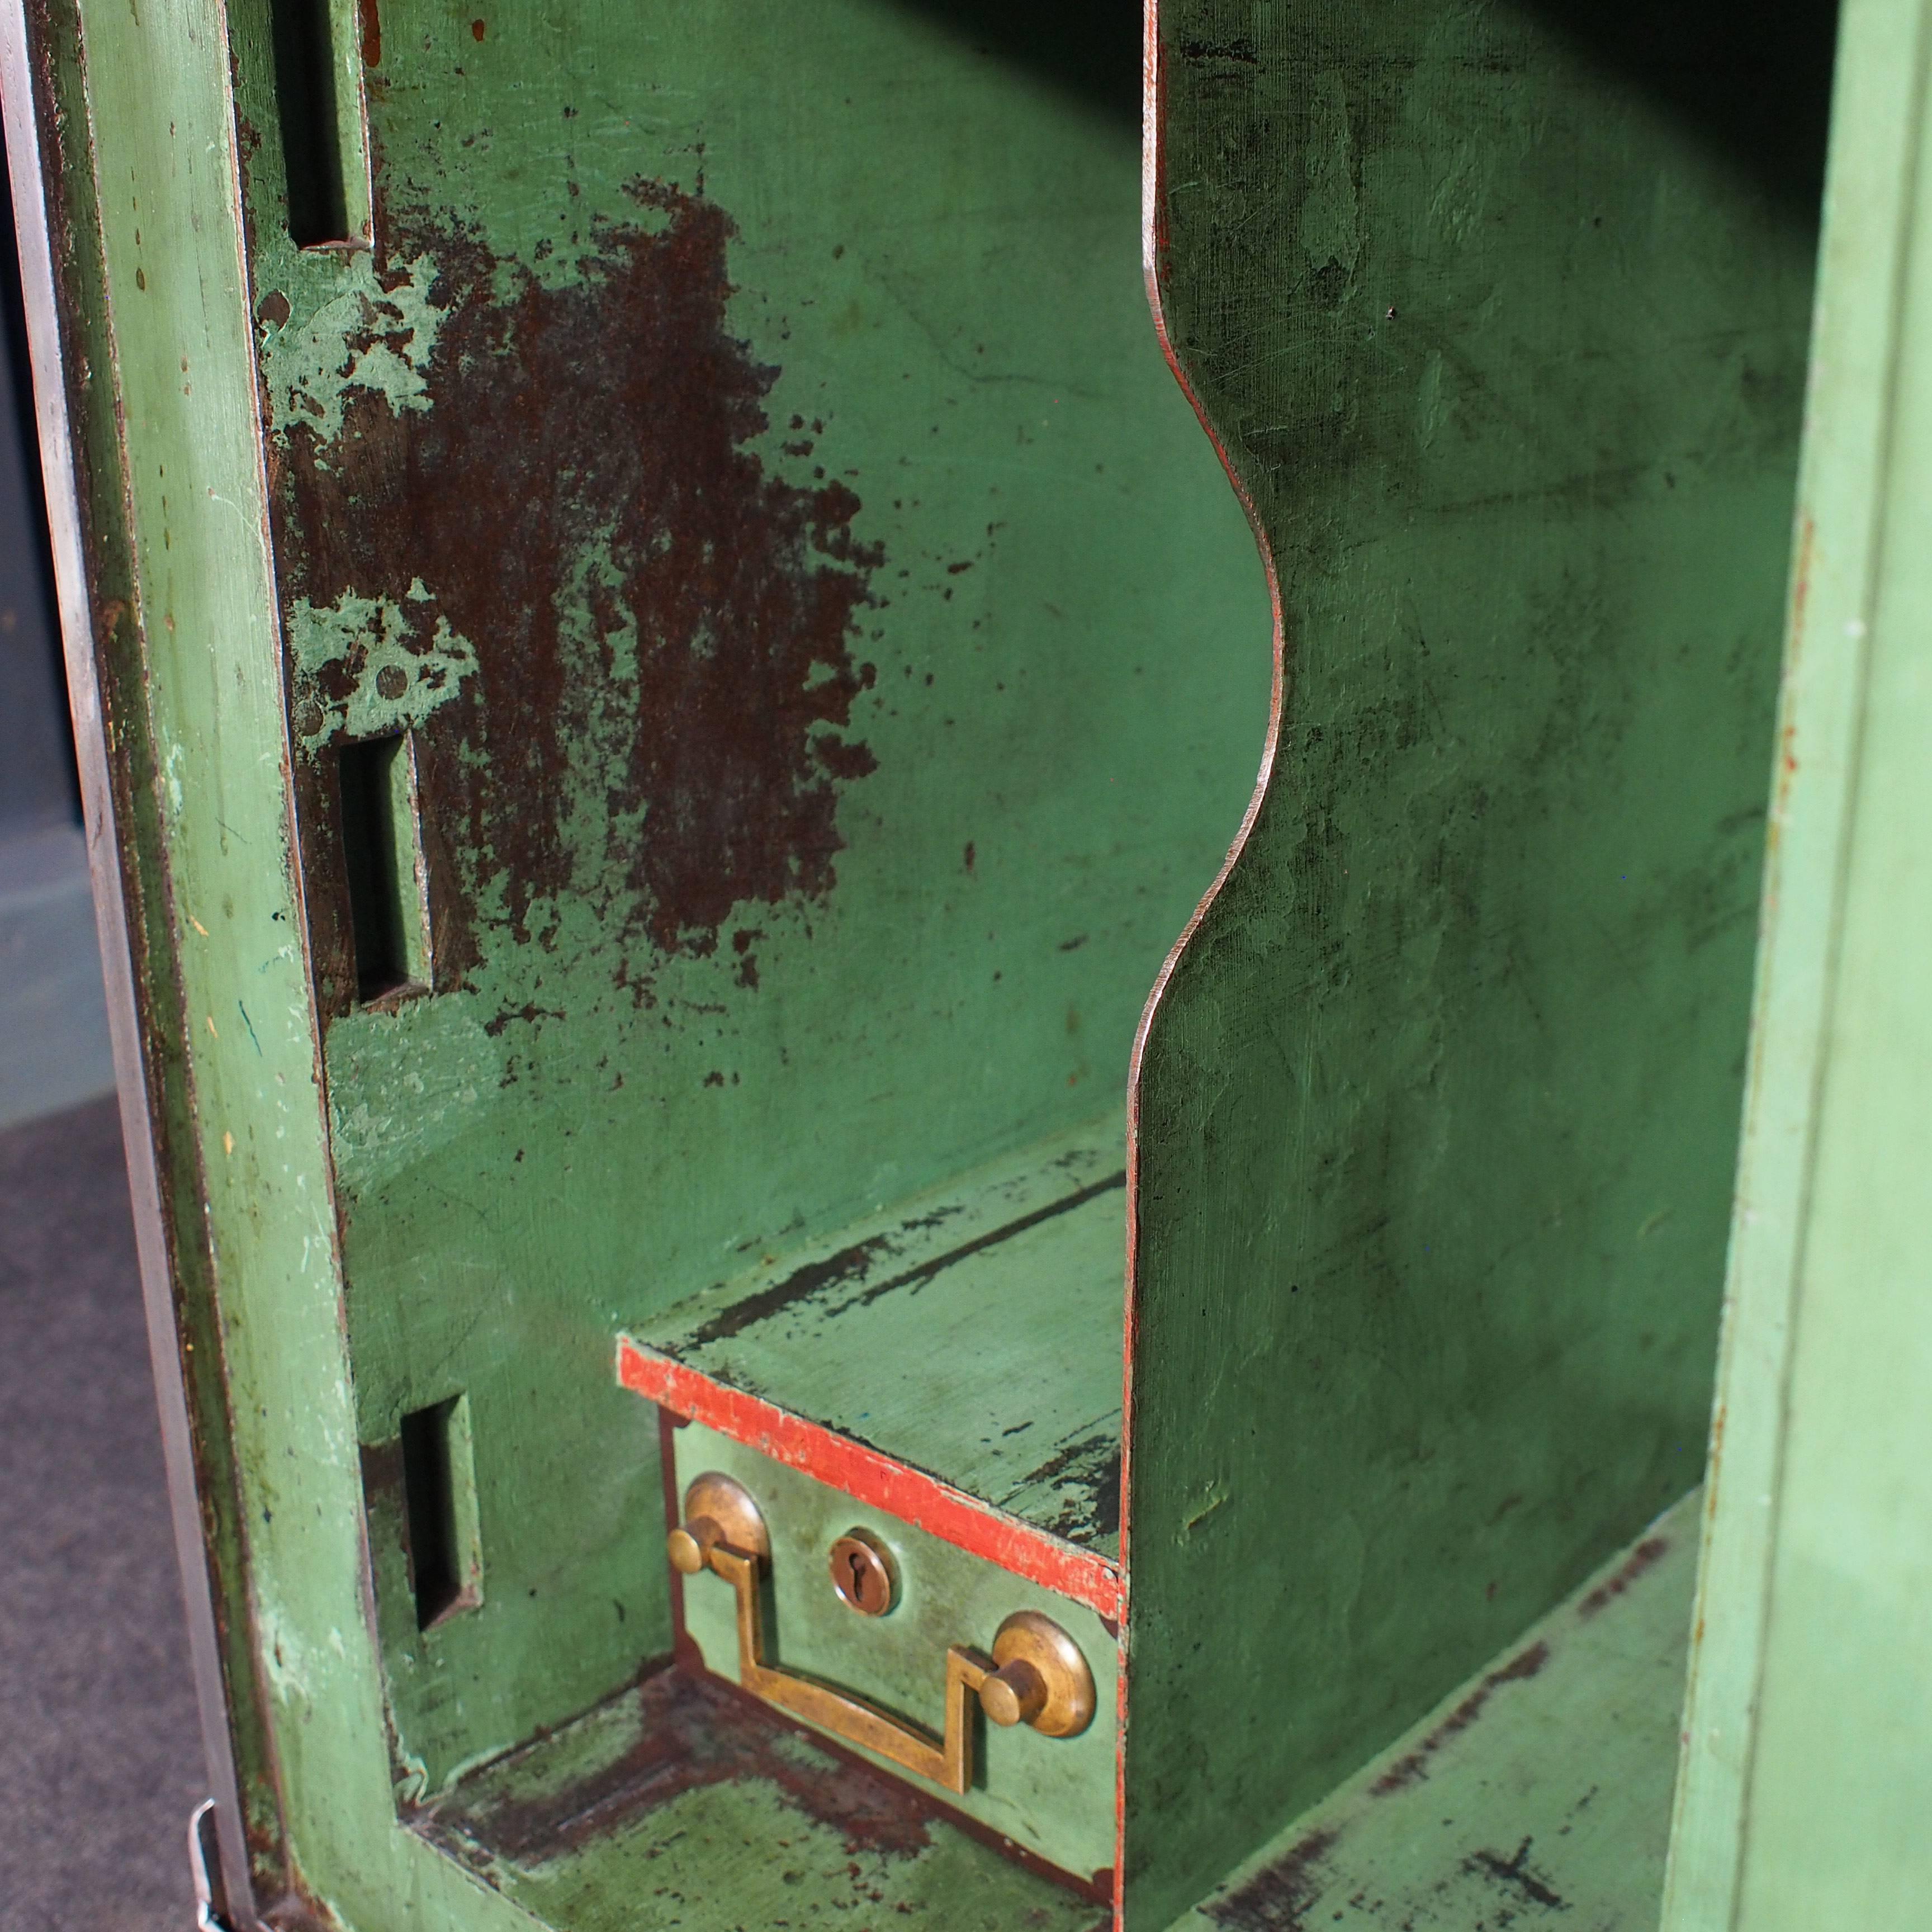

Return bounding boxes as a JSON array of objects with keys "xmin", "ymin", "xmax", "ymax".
[{"xmin": 668, "ymin": 1472, "xmax": 1096, "ymax": 1793}]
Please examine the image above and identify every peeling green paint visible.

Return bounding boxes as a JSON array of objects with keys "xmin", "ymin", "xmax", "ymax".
[
  {"xmin": 260, "ymin": 250, "xmax": 446, "ymax": 445},
  {"xmin": 286, "ymin": 588, "xmax": 479, "ymax": 751}
]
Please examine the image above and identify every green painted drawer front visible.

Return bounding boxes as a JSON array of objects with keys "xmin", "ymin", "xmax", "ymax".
[{"xmin": 670, "ymin": 1419, "xmax": 1117, "ymax": 1886}]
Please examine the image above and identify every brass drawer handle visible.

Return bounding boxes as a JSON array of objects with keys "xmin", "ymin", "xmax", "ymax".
[{"xmin": 669, "ymin": 1472, "xmax": 1095, "ymax": 1794}]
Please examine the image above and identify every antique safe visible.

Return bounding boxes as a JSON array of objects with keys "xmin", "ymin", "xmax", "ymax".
[{"xmin": 10, "ymin": 0, "xmax": 1930, "ymax": 1922}]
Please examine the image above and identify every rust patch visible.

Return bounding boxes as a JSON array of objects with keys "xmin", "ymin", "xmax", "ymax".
[
  {"xmin": 271, "ymin": 178, "xmax": 882, "ymax": 1004},
  {"xmin": 688, "ymin": 1233, "xmax": 898, "ymax": 1348},
  {"xmin": 425, "ymin": 1666, "xmax": 937, "ymax": 1864},
  {"xmin": 1576, "ymin": 1536, "xmax": 1670, "ymax": 1620},
  {"xmin": 1462, "ymin": 1836, "xmax": 1567, "ymax": 1912},
  {"xmin": 1202, "ymin": 1826, "xmax": 1342, "ymax": 1932},
  {"xmin": 1368, "ymin": 1640, "xmax": 1550, "ymax": 1796},
  {"xmin": 358, "ymin": 0, "xmax": 381, "ymax": 67}
]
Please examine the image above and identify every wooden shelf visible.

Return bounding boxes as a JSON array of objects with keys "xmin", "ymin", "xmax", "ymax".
[
  {"xmin": 621, "ymin": 1114, "xmax": 1128, "ymax": 1561},
  {"xmin": 1176, "ymin": 1489, "xmax": 1702, "ymax": 1931}
]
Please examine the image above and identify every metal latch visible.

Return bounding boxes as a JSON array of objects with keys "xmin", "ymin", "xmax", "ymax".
[{"xmin": 190, "ymin": 1799, "xmax": 236, "ymax": 1932}]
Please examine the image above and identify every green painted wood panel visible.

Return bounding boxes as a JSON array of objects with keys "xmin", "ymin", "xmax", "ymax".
[
  {"xmin": 1173, "ymin": 1488, "xmax": 1701, "ymax": 1931},
  {"xmin": 13, "ymin": 0, "xmax": 452, "ymax": 1916},
  {"xmin": 26, "ymin": 0, "xmax": 1264, "ymax": 1919},
  {"xmin": 1122, "ymin": 3, "xmax": 1830, "ymax": 1922},
  {"xmin": 1, "ymin": 0, "xmax": 287, "ymax": 1896},
  {"xmin": 1663, "ymin": 0, "xmax": 1932, "ymax": 1920}
]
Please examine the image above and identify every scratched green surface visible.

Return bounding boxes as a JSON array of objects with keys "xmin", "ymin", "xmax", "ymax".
[
  {"xmin": 1665, "ymin": 0, "xmax": 1932, "ymax": 1920},
  {"xmin": 17, "ymin": 0, "xmax": 289, "ymax": 1876},
  {"xmin": 1123, "ymin": 3, "xmax": 1827, "ymax": 1924},
  {"xmin": 46, "ymin": 0, "xmax": 1265, "ymax": 1920},
  {"xmin": 212, "ymin": 0, "xmax": 1270, "ymax": 1831},
  {"xmin": 425, "ymin": 1678, "xmax": 1109, "ymax": 1932},
  {"xmin": 629, "ymin": 1110, "xmax": 1127, "ymax": 1555},
  {"xmin": 1172, "ymin": 1488, "xmax": 1702, "ymax": 1932}
]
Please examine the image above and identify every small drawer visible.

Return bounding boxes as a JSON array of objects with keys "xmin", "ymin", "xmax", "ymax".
[{"xmin": 666, "ymin": 1419, "xmax": 1118, "ymax": 1887}]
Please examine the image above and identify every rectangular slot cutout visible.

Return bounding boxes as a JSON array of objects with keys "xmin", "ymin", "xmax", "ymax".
[
  {"xmin": 267, "ymin": 0, "xmax": 371, "ymax": 249},
  {"xmin": 337, "ymin": 731, "xmax": 430, "ymax": 1006},
  {"xmin": 399, "ymin": 1395, "xmax": 482, "ymax": 1631}
]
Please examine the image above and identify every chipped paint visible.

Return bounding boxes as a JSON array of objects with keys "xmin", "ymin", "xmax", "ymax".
[
  {"xmin": 269, "ymin": 182, "xmax": 883, "ymax": 969},
  {"xmin": 260, "ymin": 251, "xmax": 446, "ymax": 446},
  {"xmin": 1181, "ymin": 1497, "xmax": 1701, "ymax": 1929},
  {"xmin": 422, "ymin": 1668, "xmax": 1107, "ymax": 1930},
  {"xmin": 1368, "ymin": 1642, "xmax": 1550, "ymax": 1796},
  {"xmin": 618, "ymin": 1341, "xmax": 1124, "ymax": 1621},
  {"xmin": 285, "ymin": 587, "xmax": 478, "ymax": 751}
]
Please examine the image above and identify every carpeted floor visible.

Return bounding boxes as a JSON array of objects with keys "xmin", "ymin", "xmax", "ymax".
[{"xmin": 0, "ymin": 1094, "xmax": 203, "ymax": 1931}]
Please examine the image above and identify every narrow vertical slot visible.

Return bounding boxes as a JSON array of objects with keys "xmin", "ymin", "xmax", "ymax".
[
  {"xmin": 337, "ymin": 732, "xmax": 429, "ymax": 1004},
  {"xmin": 399, "ymin": 1395, "xmax": 482, "ymax": 1631},
  {"xmin": 267, "ymin": 0, "xmax": 372, "ymax": 248}
]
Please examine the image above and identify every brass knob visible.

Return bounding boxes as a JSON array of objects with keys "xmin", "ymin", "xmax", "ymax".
[
  {"xmin": 978, "ymin": 1658, "xmax": 1049, "ymax": 1727},
  {"xmin": 976, "ymin": 1611, "xmax": 1096, "ymax": 1738},
  {"xmin": 667, "ymin": 1515, "xmax": 722, "ymax": 1575},
  {"xmin": 666, "ymin": 1472, "xmax": 769, "ymax": 1576}
]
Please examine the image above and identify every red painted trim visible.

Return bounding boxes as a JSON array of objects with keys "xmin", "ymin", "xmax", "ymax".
[{"xmin": 618, "ymin": 1338, "xmax": 1124, "ymax": 1623}]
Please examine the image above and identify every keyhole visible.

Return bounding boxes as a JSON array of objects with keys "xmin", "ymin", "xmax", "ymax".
[{"xmin": 828, "ymin": 1531, "xmax": 896, "ymax": 1616}]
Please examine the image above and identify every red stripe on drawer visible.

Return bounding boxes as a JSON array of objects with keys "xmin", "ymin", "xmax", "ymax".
[{"xmin": 617, "ymin": 1337, "xmax": 1125, "ymax": 1622}]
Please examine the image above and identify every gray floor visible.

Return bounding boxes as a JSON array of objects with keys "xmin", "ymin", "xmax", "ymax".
[
  {"xmin": 0, "ymin": 1094, "xmax": 203, "ymax": 1930},
  {"xmin": 0, "ymin": 826, "xmax": 118, "ymax": 1134}
]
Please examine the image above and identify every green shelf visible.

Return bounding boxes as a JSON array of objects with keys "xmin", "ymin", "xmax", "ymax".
[
  {"xmin": 1177, "ymin": 1489, "xmax": 1701, "ymax": 1931},
  {"xmin": 623, "ymin": 1113, "xmax": 1129, "ymax": 1557}
]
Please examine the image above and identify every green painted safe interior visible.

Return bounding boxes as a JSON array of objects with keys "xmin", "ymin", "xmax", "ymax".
[{"xmin": 10, "ymin": 0, "xmax": 1845, "ymax": 1920}]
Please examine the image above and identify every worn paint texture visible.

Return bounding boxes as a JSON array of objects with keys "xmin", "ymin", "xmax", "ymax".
[
  {"xmin": 31, "ymin": 0, "xmax": 1855, "ymax": 1915},
  {"xmin": 233, "ymin": 0, "xmax": 1265, "ymax": 1820},
  {"xmin": 423, "ymin": 1666, "xmax": 1109, "ymax": 1932},
  {"xmin": 1180, "ymin": 1491, "xmax": 1701, "ymax": 1931},
  {"xmin": 1665, "ymin": 0, "xmax": 1932, "ymax": 1921},
  {"xmin": 1123, "ymin": 1, "xmax": 1830, "ymax": 1924},
  {"xmin": 9, "ymin": 0, "xmax": 290, "ymax": 1896},
  {"xmin": 273, "ymin": 182, "xmax": 885, "ymax": 970},
  {"xmin": 52, "ymin": 0, "xmax": 1264, "ymax": 1917},
  {"xmin": 629, "ymin": 1114, "xmax": 1128, "ymax": 1557}
]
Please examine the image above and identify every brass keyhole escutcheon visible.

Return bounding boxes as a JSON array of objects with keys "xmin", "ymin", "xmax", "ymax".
[{"xmin": 828, "ymin": 1529, "xmax": 898, "ymax": 1616}]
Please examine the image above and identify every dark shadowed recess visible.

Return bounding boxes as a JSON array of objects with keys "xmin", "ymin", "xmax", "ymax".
[
  {"xmin": 1523, "ymin": 0, "xmax": 1840, "ymax": 217},
  {"xmin": 888, "ymin": 0, "xmax": 1839, "ymax": 216},
  {"xmin": 884, "ymin": 0, "xmax": 1140, "ymax": 124}
]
